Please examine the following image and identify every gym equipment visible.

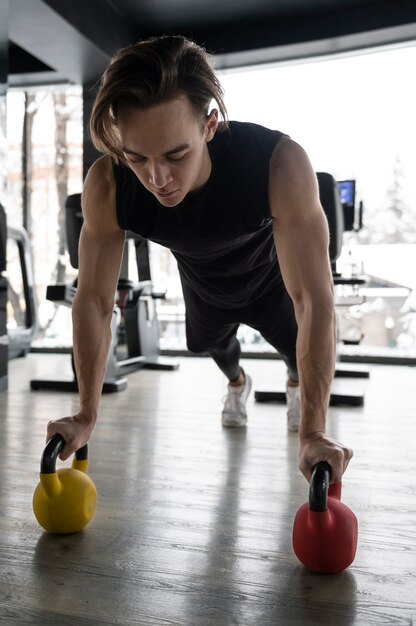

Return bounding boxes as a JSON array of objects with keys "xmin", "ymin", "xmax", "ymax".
[
  {"xmin": 30, "ymin": 193, "xmax": 178, "ymax": 393},
  {"xmin": 0, "ymin": 203, "xmax": 37, "ymax": 392},
  {"xmin": 0, "ymin": 203, "xmax": 7, "ymax": 391},
  {"xmin": 255, "ymin": 171, "xmax": 369, "ymax": 408},
  {"xmin": 7, "ymin": 224, "xmax": 37, "ymax": 358},
  {"xmin": 33, "ymin": 433, "xmax": 97, "ymax": 534},
  {"xmin": 292, "ymin": 461, "xmax": 358, "ymax": 574}
]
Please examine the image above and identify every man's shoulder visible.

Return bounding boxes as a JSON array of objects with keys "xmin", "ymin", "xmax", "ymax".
[
  {"xmin": 219, "ymin": 120, "xmax": 278, "ymax": 136},
  {"xmin": 270, "ymin": 137, "xmax": 310, "ymax": 174},
  {"xmin": 214, "ymin": 121, "xmax": 283, "ymax": 151},
  {"xmin": 82, "ymin": 155, "xmax": 118, "ymax": 231},
  {"xmin": 85, "ymin": 155, "xmax": 115, "ymax": 190}
]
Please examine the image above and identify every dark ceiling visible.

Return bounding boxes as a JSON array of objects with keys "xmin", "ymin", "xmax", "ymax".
[{"xmin": 7, "ymin": 0, "xmax": 416, "ymax": 87}]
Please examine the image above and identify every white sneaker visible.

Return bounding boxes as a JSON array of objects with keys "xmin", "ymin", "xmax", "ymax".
[
  {"xmin": 222, "ymin": 372, "xmax": 252, "ymax": 428},
  {"xmin": 286, "ymin": 381, "xmax": 301, "ymax": 432}
]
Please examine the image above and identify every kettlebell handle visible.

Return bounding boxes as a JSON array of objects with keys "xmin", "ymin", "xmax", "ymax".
[
  {"xmin": 309, "ymin": 461, "xmax": 332, "ymax": 512},
  {"xmin": 41, "ymin": 433, "xmax": 88, "ymax": 474}
]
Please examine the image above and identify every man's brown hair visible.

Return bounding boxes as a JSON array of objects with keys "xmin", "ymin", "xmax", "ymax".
[{"xmin": 90, "ymin": 35, "xmax": 229, "ymax": 162}]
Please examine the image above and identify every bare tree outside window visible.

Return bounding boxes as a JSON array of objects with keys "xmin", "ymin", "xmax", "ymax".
[
  {"xmin": 13, "ymin": 87, "xmax": 83, "ymax": 343},
  {"xmin": 53, "ymin": 91, "xmax": 70, "ymax": 285}
]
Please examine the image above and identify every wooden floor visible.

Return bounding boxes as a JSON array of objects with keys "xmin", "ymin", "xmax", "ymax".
[{"xmin": 0, "ymin": 353, "xmax": 415, "ymax": 626}]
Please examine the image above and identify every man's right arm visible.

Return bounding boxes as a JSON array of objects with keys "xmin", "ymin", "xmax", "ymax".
[{"xmin": 47, "ymin": 155, "xmax": 126, "ymax": 459}]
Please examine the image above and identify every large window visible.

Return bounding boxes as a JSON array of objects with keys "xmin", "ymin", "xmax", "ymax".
[
  {"xmin": 6, "ymin": 86, "xmax": 82, "ymax": 347},
  {"xmin": 5, "ymin": 45, "xmax": 416, "ymax": 361},
  {"xmin": 156, "ymin": 44, "xmax": 416, "ymax": 360},
  {"xmin": 214, "ymin": 44, "xmax": 416, "ymax": 359}
]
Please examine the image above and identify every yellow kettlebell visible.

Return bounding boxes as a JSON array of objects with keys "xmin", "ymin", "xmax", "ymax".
[{"xmin": 33, "ymin": 433, "xmax": 97, "ymax": 534}]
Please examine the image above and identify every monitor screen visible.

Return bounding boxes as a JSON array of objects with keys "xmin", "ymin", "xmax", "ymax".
[
  {"xmin": 337, "ymin": 180, "xmax": 356, "ymax": 231},
  {"xmin": 338, "ymin": 180, "xmax": 355, "ymax": 206}
]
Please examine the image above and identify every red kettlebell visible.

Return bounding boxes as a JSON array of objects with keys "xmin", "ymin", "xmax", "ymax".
[{"xmin": 292, "ymin": 461, "xmax": 358, "ymax": 574}]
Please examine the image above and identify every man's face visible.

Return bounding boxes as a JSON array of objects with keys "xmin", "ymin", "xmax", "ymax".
[{"xmin": 117, "ymin": 95, "xmax": 218, "ymax": 207}]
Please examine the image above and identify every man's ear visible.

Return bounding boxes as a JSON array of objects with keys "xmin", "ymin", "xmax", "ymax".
[{"xmin": 205, "ymin": 109, "xmax": 219, "ymax": 142}]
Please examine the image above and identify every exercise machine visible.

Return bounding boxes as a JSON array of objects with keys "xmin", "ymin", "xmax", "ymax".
[
  {"xmin": 0, "ymin": 204, "xmax": 7, "ymax": 390},
  {"xmin": 7, "ymin": 223, "xmax": 37, "ymax": 358},
  {"xmin": 30, "ymin": 193, "xmax": 178, "ymax": 393},
  {"xmin": 255, "ymin": 172, "xmax": 369, "ymax": 408},
  {"xmin": 0, "ymin": 203, "xmax": 38, "ymax": 392}
]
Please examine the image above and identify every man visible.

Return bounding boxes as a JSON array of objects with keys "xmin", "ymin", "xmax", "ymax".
[{"xmin": 47, "ymin": 35, "xmax": 352, "ymax": 484}]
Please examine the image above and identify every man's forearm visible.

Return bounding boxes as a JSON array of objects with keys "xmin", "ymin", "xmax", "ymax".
[
  {"xmin": 294, "ymin": 300, "xmax": 336, "ymax": 438},
  {"xmin": 72, "ymin": 296, "xmax": 113, "ymax": 424}
]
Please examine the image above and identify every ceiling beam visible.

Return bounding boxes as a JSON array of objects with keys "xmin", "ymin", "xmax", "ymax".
[
  {"xmin": 9, "ymin": 0, "xmax": 134, "ymax": 86},
  {"xmin": 43, "ymin": 0, "xmax": 135, "ymax": 57},
  {"xmin": 178, "ymin": 0, "xmax": 416, "ymax": 65},
  {"xmin": 215, "ymin": 22, "xmax": 416, "ymax": 70}
]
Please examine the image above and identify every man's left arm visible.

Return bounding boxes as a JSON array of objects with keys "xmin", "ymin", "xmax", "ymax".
[{"xmin": 269, "ymin": 136, "xmax": 353, "ymax": 484}]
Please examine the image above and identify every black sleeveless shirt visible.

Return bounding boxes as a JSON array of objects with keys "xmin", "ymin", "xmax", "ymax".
[{"xmin": 113, "ymin": 121, "xmax": 285, "ymax": 308}]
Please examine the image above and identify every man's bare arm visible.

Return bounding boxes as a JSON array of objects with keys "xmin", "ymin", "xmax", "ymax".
[
  {"xmin": 47, "ymin": 155, "xmax": 126, "ymax": 459},
  {"xmin": 269, "ymin": 137, "xmax": 352, "ymax": 483}
]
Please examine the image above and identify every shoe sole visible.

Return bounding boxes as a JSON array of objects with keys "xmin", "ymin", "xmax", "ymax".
[{"xmin": 222, "ymin": 416, "xmax": 248, "ymax": 428}]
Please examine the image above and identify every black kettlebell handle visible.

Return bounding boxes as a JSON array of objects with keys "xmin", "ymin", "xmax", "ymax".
[
  {"xmin": 41, "ymin": 433, "xmax": 88, "ymax": 474},
  {"xmin": 309, "ymin": 461, "xmax": 332, "ymax": 512}
]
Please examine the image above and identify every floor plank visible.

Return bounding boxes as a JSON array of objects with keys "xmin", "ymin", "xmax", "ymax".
[{"xmin": 0, "ymin": 353, "xmax": 415, "ymax": 625}]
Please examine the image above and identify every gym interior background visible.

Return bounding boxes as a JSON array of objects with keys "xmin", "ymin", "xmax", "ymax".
[
  {"xmin": 1, "ymin": 1, "xmax": 416, "ymax": 625},
  {"xmin": 3, "ymin": 0, "xmax": 416, "ymax": 366}
]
